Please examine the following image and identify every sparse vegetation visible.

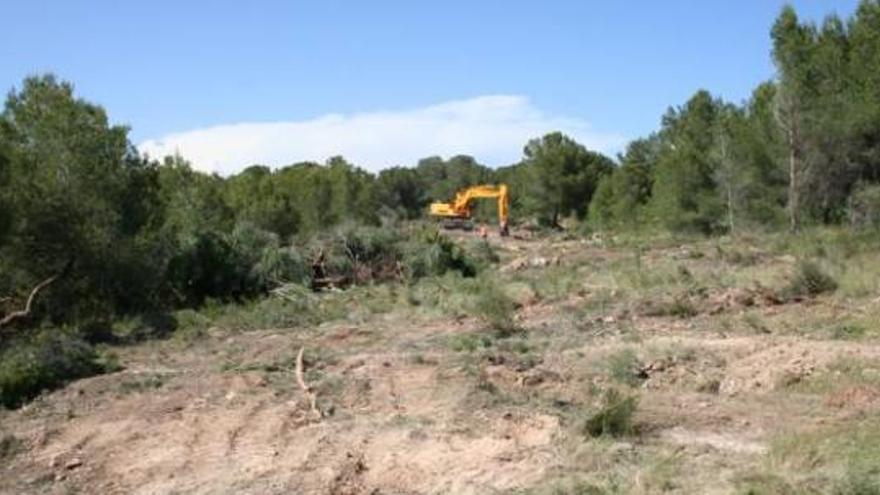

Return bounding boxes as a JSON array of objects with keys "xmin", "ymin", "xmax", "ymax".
[
  {"xmin": 471, "ymin": 278, "xmax": 518, "ymax": 335},
  {"xmin": 0, "ymin": 433, "xmax": 21, "ymax": 460},
  {"xmin": 0, "ymin": 331, "xmax": 114, "ymax": 408},
  {"xmin": 5, "ymin": 1, "xmax": 880, "ymax": 492},
  {"xmin": 606, "ymin": 348, "xmax": 644, "ymax": 387},
  {"xmin": 581, "ymin": 388, "xmax": 638, "ymax": 438},
  {"xmin": 785, "ymin": 259, "xmax": 838, "ymax": 298}
]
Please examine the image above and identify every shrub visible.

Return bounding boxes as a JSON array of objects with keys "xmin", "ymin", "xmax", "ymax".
[
  {"xmin": 850, "ymin": 183, "xmax": 880, "ymax": 229},
  {"xmin": 833, "ymin": 471, "xmax": 880, "ymax": 495},
  {"xmin": 471, "ymin": 278, "xmax": 518, "ymax": 335},
  {"xmin": 467, "ymin": 239, "xmax": 501, "ymax": 267},
  {"xmin": 0, "ymin": 331, "xmax": 112, "ymax": 408},
  {"xmin": 334, "ymin": 225, "xmax": 402, "ymax": 282},
  {"xmin": 785, "ymin": 260, "xmax": 838, "ymax": 298},
  {"xmin": 606, "ymin": 348, "xmax": 644, "ymax": 386},
  {"xmin": 582, "ymin": 388, "xmax": 638, "ymax": 438},
  {"xmin": 0, "ymin": 434, "xmax": 21, "ymax": 459},
  {"xmin": 403, "ymin": 229, "xmax": 477, "ymax": 279},
  {"xmin": 166, "ymin": 230, "xmax": 250, "ymax": 306},
  {"xmin": 448, "ymin": 333, "xmax": 494, "ymax": 353},
  {"xmin": 252, "ymin": 246, "xmax": 309, "ymax": 287}
]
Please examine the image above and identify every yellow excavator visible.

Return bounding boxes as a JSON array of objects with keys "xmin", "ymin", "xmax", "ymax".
[{"xmin": 429, "ymin": 184, "xmax": 510, "ymax": 236}]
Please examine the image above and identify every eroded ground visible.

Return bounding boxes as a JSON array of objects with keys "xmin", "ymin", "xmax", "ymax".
[{"xmin": 2, "ymin": 230, "xmax": 879, "ymax": 494}]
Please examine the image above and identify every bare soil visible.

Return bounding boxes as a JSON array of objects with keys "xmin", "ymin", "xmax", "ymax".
[{"xmin": 2, "ymin": 231, "xmax": 878, "ymax": 494}]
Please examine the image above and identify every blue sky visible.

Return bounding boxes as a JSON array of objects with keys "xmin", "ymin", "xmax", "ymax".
[{"xmin": 0, "ymin": 1, "xmax": 860, "ymax": 173}]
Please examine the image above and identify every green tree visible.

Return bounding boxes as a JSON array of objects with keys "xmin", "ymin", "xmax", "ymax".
[
  {"xmin": 376, "ymin": 166, "xmax": 428, "ymax": 219},
  {"xmin": 772, "ymin": 5, "xmax": 818, "ymax": 230},
  {"xmin": 650, "ymin": 91, "xmax": 725, "ymax": 233},
  {"xmin": 522, "ymin": 132, "xmax": 614, "ymax": 227},
  {"xmin": 589, "ymin": 137, "xmax": 658, "ymax": 229},
  {"xmin": 0, "ymin": 75, "xmax": 161, "ymax": 323}
]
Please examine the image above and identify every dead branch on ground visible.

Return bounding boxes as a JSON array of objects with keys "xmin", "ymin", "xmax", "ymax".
[{"xmin": 296, "ymin": 346, "xmax": 323, "ymax": 420}]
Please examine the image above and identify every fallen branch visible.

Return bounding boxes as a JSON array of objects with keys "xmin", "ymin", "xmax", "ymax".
[
  {"xmin": 0, "ymin": 273, "xmax": 61, "ymax": 328},
  {"xmin": 295, "ymin": 346, "xmax": 323, "ymax": 420}
]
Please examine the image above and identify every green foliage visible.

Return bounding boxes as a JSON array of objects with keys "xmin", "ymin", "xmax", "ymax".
[
  {"xmin": 590, "ymin": 137, "xmax": 658, "ymax": 230},
  {"xmin": 466, "ymin": 239, "xmax": 501, "ymax": 267},
  {"xmin": 582, "ymin": 388, "xmax": 638, "ymax": 438},
  {"xmin": 833, "ymin": 472, "xmax": 880, "ymax": 495},
  {"xmin": 523, "ymin": 132, "xmax": 615, "ymax": 227},
  {"xmin": 403, "ymin": 229, "xmax": 478, "ymax": 279},
  {"xmin": 850, "ymin": 184, "xmax": 880, "ymax": 229},
  {"xmin": 448, "ymin": 333, "xmax": 494, "ymax": 353},
  {"xmin": 759, "ymin": 414, "xmax": 880, "ymax": 493},
  {"xmin": 471, "ymin": 278, "xmax": 518, "ymax": 334},
  {"xmin": 785, "ymin": 260, "xmax": 838, "ymax": 298},
  {"xmin": 606, "ymin": 348, "xmax": 644, "ymax": 386},
  {"xmin": 650, "ymin": 91, "xmax": 727, "ymax": 234},
  {"xmin": 0, "ymin": 433, "xmax": 21, "ymax": 459},
  {"xmin": 0, "ymin": 331, "xmax": 111, "ymax": 409},
  {"xmin": 375, "ymin": 166, "xmax": 428, "ymax": 219}
]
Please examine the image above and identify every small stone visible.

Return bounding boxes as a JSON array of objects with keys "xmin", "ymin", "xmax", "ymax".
[{"xmin": 65, "ymin": 458, "xmax": 83, "ymax": 470}]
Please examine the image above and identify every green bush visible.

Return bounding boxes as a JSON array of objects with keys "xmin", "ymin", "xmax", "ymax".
[
  {"xmin": 166, "ymin": 230, "xmax": 250, "ymax": 306},
  {"xmin": 471, "ymin": 278, "xmax": 518, "ymax": 334},
  {"xmin": 333, "ymin": 225, "xmax": 402, "ymax": 282},
  {"xmin": 606, "ymin": 348, "xmax": 644, "ymax": 386},
  {"xmin": 252, "ymin": 246, "xmax": 309, "ymax": 287},
  {"xmin": 0, "ymin": 331, "xmax": 112, "ymax": 409},
  {"xmin": 850, "ymin": 183, "xmax": 880, "ymax": 229},
  {"xmin": 834, "ymin": 471, "xmax": 880, "ymax": 495},
  {"xmin": 466, "ymin": 239, "xmax": 501, "ymax": 267},
  {"xmin": 404, "ymin": 229, "xmax": 477, "ymax": 279},
  {"xmin": 449, "ymin": 333, "xmax": 494, "ymax": 352},
  {"xmin": 0, "ymin": 434, "xmax": 21, "ymax": 459},
  {"xmin": 582, "ymin": 388, "xmax": 639, "ymax": 438},
  {"xmin": 785, "ymin": 260, "xmax": 838, "ymax": 298}
]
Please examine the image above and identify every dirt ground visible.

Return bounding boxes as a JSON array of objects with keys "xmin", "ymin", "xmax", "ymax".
[{"xmin": 2, "ymin": 230, "xmax": 879, "ymax": 494}]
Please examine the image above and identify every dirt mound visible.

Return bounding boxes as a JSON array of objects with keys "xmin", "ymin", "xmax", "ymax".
[
  {"xmin": 825, "ymin": 384, "xmax": 880, "ymax": 411},
  {"xmin": 720, "ymin": 341, "xmax": 880, "ymax": 394}
]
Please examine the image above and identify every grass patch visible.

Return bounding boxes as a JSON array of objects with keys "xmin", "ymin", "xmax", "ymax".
[
  {"xmin": 581, "ymin": 388, "xmax": 639, "ymax": 438},
  {"xmin": 606, "ymin": 348, "xmax": 644, "ymax": 386},
  {"xmin": 785, "ymin": 357, "xmax": 880, "ymax": 394},
  {"xmin": 784, "ymin": 260, "xmax": 838, "ymax": 298},
  {"xmin": 756, "ymin": 415, "xmax": 880, "ymax": 493},
  {"xmin": 0, "ymin": 331, "xmax": 114, "ymax": 409},
  {"xmin": 0, "ymin": 433, "xmax": 22, "ymax": 460},
  {"xmin": 471, "ymin": 278, "xmax": 519, "ymax": 335},
  {"xmin": 832, "ymin": 324, "xmax": 867, "ymax": 340},
  {"xmin": 118, "ymin": 374, "xmax": 167, "ymax": 394},
  {"xmin": 448, "ymin": 333, "xmax": 494, "ymax": 353}
]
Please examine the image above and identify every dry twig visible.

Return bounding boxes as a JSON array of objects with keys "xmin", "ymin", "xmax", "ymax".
[
  {"xmin": 296, "ymin": 346, "xmax": 323, "ymax": 420},
  {"xmin": 0, "ymin": 274, "xmax": 61, "ymax": 328}
]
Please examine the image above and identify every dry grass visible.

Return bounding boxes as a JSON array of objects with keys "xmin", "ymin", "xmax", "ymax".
[{"xmin": 2, "ymin": 227, "xmax": 880, "ymax": 494}]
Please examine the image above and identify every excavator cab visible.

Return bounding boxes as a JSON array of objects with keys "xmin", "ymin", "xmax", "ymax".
[{"xmin": 429, "ymin": 184, "xmax": 510, "ymax": 236}]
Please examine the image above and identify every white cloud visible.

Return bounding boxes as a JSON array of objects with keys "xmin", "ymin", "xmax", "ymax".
[{"xmin": 138, "ymin": 95, "xmax": 626, "ymax": 175}]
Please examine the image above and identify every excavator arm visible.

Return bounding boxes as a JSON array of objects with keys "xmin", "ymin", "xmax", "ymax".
[{"xmin": 429, "ymin": 184, "xmax": 510, "ymax": 236}]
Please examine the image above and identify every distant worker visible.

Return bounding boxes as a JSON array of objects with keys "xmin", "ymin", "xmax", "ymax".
[{"xmin": 479, "ymin": 224, "xmax": 488, "ymax": 239}]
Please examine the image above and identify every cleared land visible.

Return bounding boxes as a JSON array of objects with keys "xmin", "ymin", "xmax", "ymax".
[{"xmin": 2, "ymin": 229, "xmax": 880, "ymax": 494}]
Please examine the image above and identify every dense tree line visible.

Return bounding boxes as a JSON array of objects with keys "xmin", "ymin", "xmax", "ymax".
[
  {"xmin": 4, "ymin": 2, "xmax": 880, "ymax": 340},
  {"xmin": 591, "ymin": 1, "xmax": 880, "ymax": 233},
  {"xmin": 0, "ymin": 75, "xmax": 612, "ymax": 341}
]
